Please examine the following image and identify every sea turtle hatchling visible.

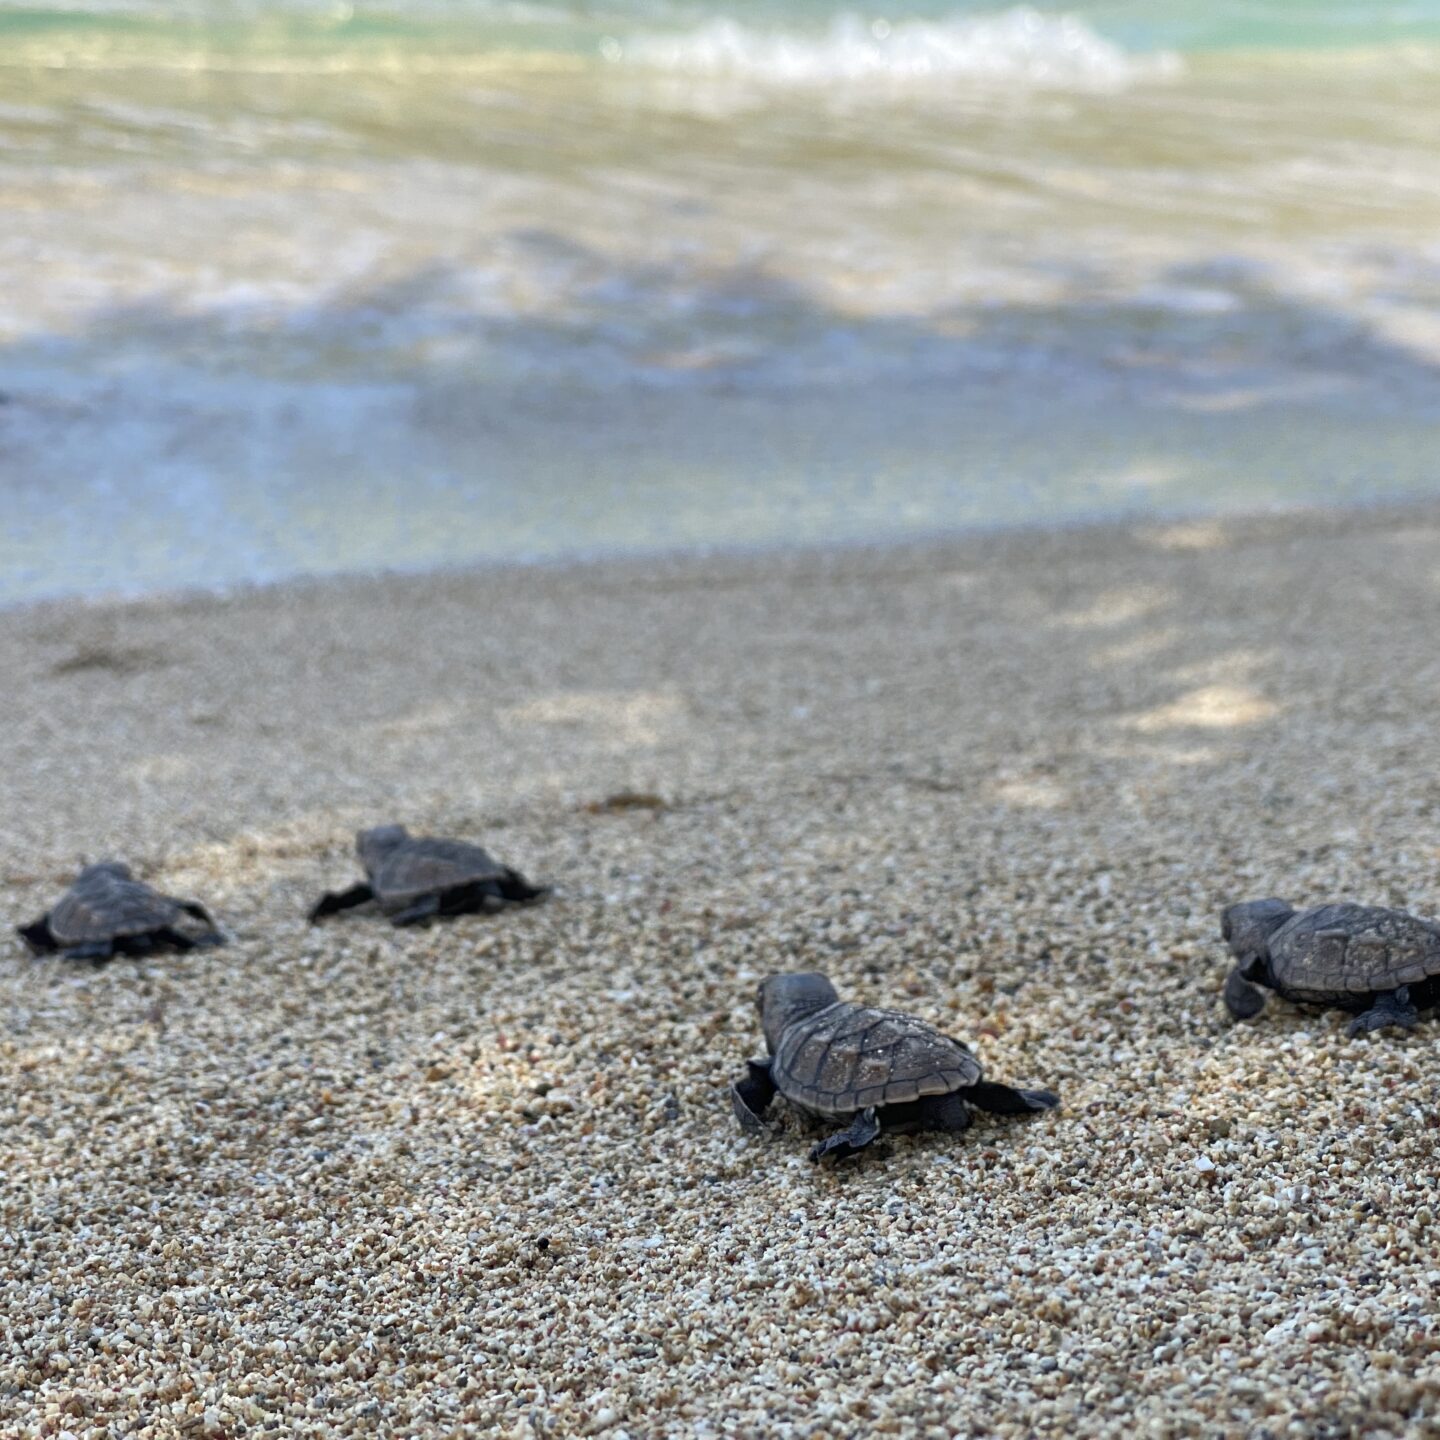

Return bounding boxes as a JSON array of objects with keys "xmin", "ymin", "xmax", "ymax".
[
  {"xmin": 309, "ymin": 824, "xmax": 546, "ymax": 927},
  {"xmin": 731, "ymin": 972, "xmax": 1059, "ymax": 1161},
  {"xmin": 18, "ymin": 862, "xmax": 224, "ymax": 961},
  {"xmin": 1222, "ymin": 898, "xmax": 1440, "ymax": 1036}
]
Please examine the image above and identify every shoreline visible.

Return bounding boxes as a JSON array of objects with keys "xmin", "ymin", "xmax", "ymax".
[
  {"xmin": 6, "ymin": 500, "xmax": 1440, "ymax": 1435},
  {"xmin": 9, "ymin": 489, "xmax": 1440, "ymax": 620}
]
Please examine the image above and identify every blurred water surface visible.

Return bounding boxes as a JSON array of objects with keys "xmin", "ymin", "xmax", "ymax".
[{"xmin": 2, "ymin": 0, "xmax": 1439, "ymax": 602}]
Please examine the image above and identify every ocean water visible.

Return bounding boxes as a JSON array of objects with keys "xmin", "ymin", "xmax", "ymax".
[{"xmin": 2, "ymin": 0, "xmax": 1439, "ymax": 603}]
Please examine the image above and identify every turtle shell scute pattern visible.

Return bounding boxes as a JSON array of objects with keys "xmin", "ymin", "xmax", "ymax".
[
  {"xmin": 370, "ymin": 837, "xmax": 507, "ymax": 907},
  {"xmin": 772, "ymin": 1001, "xmax": 983, "ymax": 1118},
  {"xmin": 49, "ymin": 872, "xmax": 184, "ymax": 946},
  {"xmin": 1271, "ymin": 903, "xmax": 1440, "ymax": 996}
]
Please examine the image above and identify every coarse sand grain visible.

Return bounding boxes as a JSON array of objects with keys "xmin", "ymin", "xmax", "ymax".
[{"xmin": 4, "ymin": 507, "xmax": 1440, "ymax": 1437}]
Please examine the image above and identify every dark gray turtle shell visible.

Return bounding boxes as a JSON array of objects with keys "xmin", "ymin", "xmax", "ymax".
[
  {"xmin": 366, "ymin": 836, "xmax": 511, "ymax": 911},
  {"xmin": 1268, "ymin": 903, "xmax": 1440, "ymax": 1001},
  {"xmin": 47, "ymin": 863, "xmax": 191, "ymax": 946},
  {"xmin": 771, "ymin": 1000, "xmax": 983, "ymax": 1118}
]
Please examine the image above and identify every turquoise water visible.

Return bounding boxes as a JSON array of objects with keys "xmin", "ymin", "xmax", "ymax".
[
  {"xmin": 4, "ymin": 0, "xmax": 1440, "ymax": 51},
  {"xmin": 2, "ymin": 0, "xmax": 1439, "ymax": 603}
]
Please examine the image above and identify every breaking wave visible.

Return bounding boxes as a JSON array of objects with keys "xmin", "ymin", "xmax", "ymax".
[{"xmin": 608, "ymin": 7, "xmax": 1177, "ymax": 88}]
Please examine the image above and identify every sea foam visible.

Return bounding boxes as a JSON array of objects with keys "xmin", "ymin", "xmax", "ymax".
[{"xmin": 609, "ymin": 7, "xmax": 1175, "ymax": 88}]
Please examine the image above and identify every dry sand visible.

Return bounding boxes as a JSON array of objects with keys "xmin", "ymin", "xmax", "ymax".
[{"xmin": 4, "ymin": 506, "xmax": 1440, "ymax": 1438}]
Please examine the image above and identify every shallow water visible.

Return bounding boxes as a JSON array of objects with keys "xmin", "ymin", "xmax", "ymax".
[{"xmin": 2, "ymin": 0, "xmax": 1439, "ymax": 603}]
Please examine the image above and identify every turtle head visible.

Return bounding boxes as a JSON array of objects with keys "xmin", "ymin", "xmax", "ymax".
[
  {"xmin": 1221, "ymin": 898, "xmax": 1293, "ymax": 971},
  {"xmin": 1220, "ymin": 898, "xmax": 1292, "ymax": 1019},
  {"xmin": 357, "ymin": 824, "xmax": 410, "ymax": 869},
  {"xmin": 756, "ymin": 972, "xmax": 839, "ymax": 1052},
  {"xmin": 79, "ymin": 860, "xmax": 132, "ymax": 882}
]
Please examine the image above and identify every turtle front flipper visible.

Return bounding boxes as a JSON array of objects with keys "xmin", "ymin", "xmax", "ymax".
[
  {"xmin": 1224, "ymin": 965, "xmax": 1268, "ymax": 1020},
  {"xmin": 17, "ymin": 916, "xmax": 58, "ymax": 954},
  {"xmin": 309, "ymin": 883, "xmax": 375, "ymax": 923},
  {"xmin": 967, "ymin": 1081, "xmax": 1060, "ymax": 1115},
  {"xmin": 1346, "ymin": 987, "xmax": 1419, "ymax": 1038},
  {"xmin": 730, "ymin": 1058, "xmax": 777, "ymax": 1131},
  {"xmin": 809, "ymin": 1107, "xmax": 882, "ymax": 1162}
]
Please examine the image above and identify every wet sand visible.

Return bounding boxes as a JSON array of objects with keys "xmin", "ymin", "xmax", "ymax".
[{"xmin": 4, "ymin": 505, "xmax": 1440, "ymax": 1437}]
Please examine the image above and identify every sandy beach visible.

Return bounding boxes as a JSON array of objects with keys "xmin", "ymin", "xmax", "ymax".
[{"xmin": 5, "ymin": 505, "xmax": 1440, "ymax": 1437}]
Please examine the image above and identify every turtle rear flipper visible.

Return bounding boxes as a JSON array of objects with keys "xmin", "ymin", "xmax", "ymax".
[
  {"xmin": 310, "ymin": 883, "xmax": 375, "ymax": 923},
  {"xmin": 498, "ymin": 868, "xmax": 547, "ymax": 904},
  {"xmin": 967, "ymin": 1081, "xmax": 1060, "ymax": 1115},
  {"xmin": 18, "ymin": 916, "xmax": 58, "ymax": 954}
]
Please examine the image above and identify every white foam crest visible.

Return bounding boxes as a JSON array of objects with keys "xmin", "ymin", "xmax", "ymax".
[{"xmin": 610, "ymin": 7, "xmax": 1175, "ymax": 88}]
